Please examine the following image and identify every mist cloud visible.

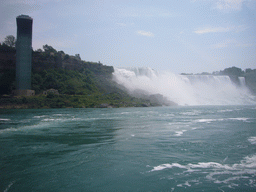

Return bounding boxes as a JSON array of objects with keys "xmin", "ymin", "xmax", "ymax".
[{"xmin": 137, "ymin": 30, "xmax": 154, "ymax": 37}]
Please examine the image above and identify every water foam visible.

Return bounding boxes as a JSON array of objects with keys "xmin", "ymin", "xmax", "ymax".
[
  {"xmin": 0, "ymin": 118, "xmax": 10, "ymax": 121},
  {"xmin": 195, "ymin": 118, "xmax": 251, "ymax": 123},
  {"xmin": 196, "ymin": 119, "xmax": 219, "ymax": 123},
  {"xmin": 0, "ymin": 127, "xmax": 18, "ymax": 134},
  {"xmin": 3, "ymin": 180, "xmax": 15, "ymax": 192},
  {"xmin": 248, "ymin": 137, "xmax": 256, "ymax": 144},
  {"xmin": 228, "ymin": 118, "xmax": 250, "ymax": 122},
  {"xmin": 150, "ymin": 154, "xmax": 256, "ymax": 187},
  {"xmin": 113, "ymin": 67, "xmax": 256, "ymax": 106},
  {"xmin": 174, "ymin": 130, "xmax": 187, "ymax": 136}
]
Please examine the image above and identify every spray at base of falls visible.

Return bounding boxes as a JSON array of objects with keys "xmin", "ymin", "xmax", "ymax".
[{"xmin": 112, "ymin": 67, "xmax": 256, "ymax": 106}]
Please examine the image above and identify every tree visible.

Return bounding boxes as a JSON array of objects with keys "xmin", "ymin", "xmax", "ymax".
[
  {"xmin": 35, "ymin": 48, "xmax": 43, "ymax": 52},
  {"xmin": 245, "ymin": 68, "xmax": 253, "ymax": 74},
  {"xmin": 43, "ymin": 44, "xmax": 57, "ymax": 53},
  {"xmin": 75, "ymin": 54, "xmax": 81, "ymax": 60},
  {"xmin": 220, "ymin": 66, "xmax": 243, "ymax": 77},
  {"xmin": 0, "ymin": 69, "xmax": 15, "ymax": 94},
  {"xmin": 3, "ymin": 35, "xmax": 16, "ymax": 47}
]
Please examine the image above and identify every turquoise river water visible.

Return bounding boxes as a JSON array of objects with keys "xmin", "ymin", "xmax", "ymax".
[{"xmin": 1, "ymin": 106, "xmax": 256, "ymax": 191}]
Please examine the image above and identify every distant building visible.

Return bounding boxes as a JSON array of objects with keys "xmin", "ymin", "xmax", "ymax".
[
  {"xmin": 43, "ymin": 89, "xmax": 59, "ymax": 95},
  {"xmin": 14, "ymin": 15, "xmax": 35, "ymax": 96}
]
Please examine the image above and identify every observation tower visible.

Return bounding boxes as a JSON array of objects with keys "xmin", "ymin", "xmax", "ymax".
[{"xmin": 15, "ymin": 15, "xmax": 35, "ymax": 96}]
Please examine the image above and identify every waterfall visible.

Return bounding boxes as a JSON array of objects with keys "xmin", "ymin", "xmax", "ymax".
[
  {"xmin": 239, "ymin": 77, "xmax": 246, "ymax": 87},
  {"xmin": 113, "ymin": 67, "xmax": 256, "ymax": 106}
]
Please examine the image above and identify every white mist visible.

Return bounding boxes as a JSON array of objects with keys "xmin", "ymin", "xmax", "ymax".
[{"xmin": 113, "ymin": 67, "xmax": 256, "ymax": 106}]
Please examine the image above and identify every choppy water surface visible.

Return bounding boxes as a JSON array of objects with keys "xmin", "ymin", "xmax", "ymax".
[{"xmin": 1, "ymin": 106, "xmax": 256, "ymax": 191}]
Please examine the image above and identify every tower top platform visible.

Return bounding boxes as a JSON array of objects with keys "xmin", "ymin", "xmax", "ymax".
[{"xmin": 16, "ymin": 15, "xmax": 33, "ymax": 20}]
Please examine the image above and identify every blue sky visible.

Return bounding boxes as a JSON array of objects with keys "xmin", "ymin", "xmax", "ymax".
[{"xmin": 0, "ymin": 0, "xmax": 255, "ymax": 74}]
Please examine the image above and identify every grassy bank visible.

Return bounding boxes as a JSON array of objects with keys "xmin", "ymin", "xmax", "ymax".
[{"xmin": 0, "ymin": 93, "xmax": 159, "ymax": 109}]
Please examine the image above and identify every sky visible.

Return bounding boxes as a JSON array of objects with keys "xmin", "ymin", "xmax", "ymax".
[{"xmin": 0, "ymin": 0, "xmax": 256, "ymax": 74}]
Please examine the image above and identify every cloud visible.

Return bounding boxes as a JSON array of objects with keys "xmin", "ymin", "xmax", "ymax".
[
  {"xmin": 194, "ymin": 25, "xmax": 248, "ymax": 34},
  {"xmin": 137, "ymin": 30, "xmax": 154, "ymax": 37},
  {"xmin": 194, "ymin": 27, "xmax": 231, "ymax": 34},
  {"xmin": 193, "ymin": 0, "xmax": 253, "ymax": 11},
  {"xmin": 216, "ymin": 0, "xmax": 246, "ymax": 10}
]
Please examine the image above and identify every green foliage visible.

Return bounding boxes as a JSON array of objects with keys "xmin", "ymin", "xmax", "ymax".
[
  {"xmin": 0, "ymin": 69, "xmax": 15, "ymax": 94},
  {"xmin": 75, "ymin": 54, "xmax": 81, "ymax": 60},
  {"xmin": 244, "ymin": 69, "xmax": 256, "ymax": 94},
  {"xmin": 0, "ymin": 42, "xmax": 114, "ymax": 97},
  {"xmin": 0, "ymin": 42, "xmax": 16, "ymax": 52},
  {"xmin": 31, "ymin": 68, "xmax": 99, "ymax": 95},
  {"xmin": 220, "ymin": 66, "xmax": 244, "ymax": 77},
  {"xmin": 35, "ymin": 48, "xmax": 43, "ymax": 52},
  {"xmin": 64, "ymin": 54, "xmax": 70, "ymax": 60},
  {"xmin": 31, "ymin": 73, "xmax": 43, "ymax": 93},
  {"xmin": 46, "ymin": 92, "xmax": 58, "ymax": 98}
]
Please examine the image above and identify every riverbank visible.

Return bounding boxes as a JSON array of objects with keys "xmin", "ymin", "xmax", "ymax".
[{"xmin": 0, "ymin": 93, "xmax": 159, "ymax": 109}]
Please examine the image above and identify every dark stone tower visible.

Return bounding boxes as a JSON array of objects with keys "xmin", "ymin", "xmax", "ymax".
[{"xmin": 15, "ymin": 15, "xmax": 34, "ymax": 96}]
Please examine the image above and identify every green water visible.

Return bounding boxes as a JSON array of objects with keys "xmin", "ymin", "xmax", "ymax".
[{"xmin": 1, "ymin": 106, "xmax": 256, "ymax": 191}]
